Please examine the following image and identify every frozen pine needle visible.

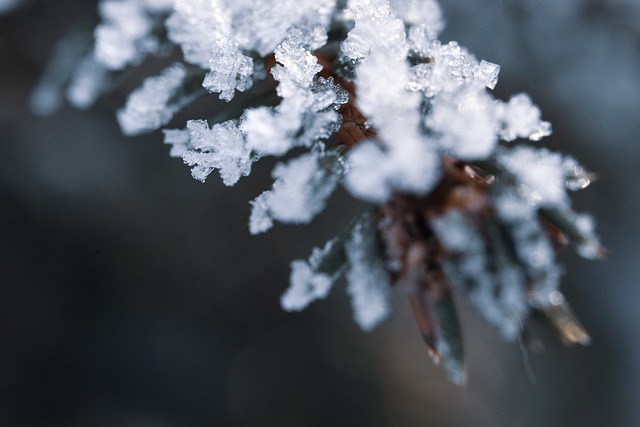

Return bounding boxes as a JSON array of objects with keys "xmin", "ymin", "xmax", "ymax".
[{"xmin": 35, "ymin": 0, "xmax": 603, "ymax": 384}]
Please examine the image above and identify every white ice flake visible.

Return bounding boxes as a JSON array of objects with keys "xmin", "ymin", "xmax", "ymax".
[
  {"xmin": 248, "ymin": 190, "xmax": 275, "ymax": 235},
  {"xmin": 202, "ymin": 36, "xmax": 254, "ymax": 101},
  {"xmin": 426, "ymin": 87, "xmax": 498, "ymax": 160},
  {"xmin": 34, "ymin": 0, "xmax": 599, "ymax": 353},
  {"xmin": 180, "ymin": 119, "xmax": 253, "ymax": 186},
  {"xmin": 162, "ymin": 128, "xmax": 192, "ymax": 158},
  {"xmin": 116, "ymin": 63, "xmax": 189, "ymax": 136},
  {"xmin": 499, "ymin": 146, "xmax": 568, "ymax": 207},
  {"xmin": 433, "ymin": 210, "xmax": 530, "ymax": 340},
  {"xmin": 388, "ymin": 0, "xmax": 445, "ymax": 37},
  {"xmin": 166, "ymin": 0, "xmax": 233, "ymax": 69},
  {"xmin": 281, "ymin": 238, "xmax": 343, "ymax": 311},
  {"xmin": 475, "ymin": 60, "xmax": 501, "ymax": 90},
  {"xmin": 345, "ymin": 48, "xmax": 440, "ymax": 200},
  {"xmin": 94, "ymin": 0, "xmax": 171, "ymax": 70},
  {"xmin": 241, "ymin": 34, "xmax": 347, "ymax": 156},
  {"xmin": 282, "ymin": 260, "xmax": 334, "ymax": 311},
  {"xmin": 225, "ymin": 0, "xmax": 335, "ymax": 55},
  {"xmin": 343, "ymin": 0, "xmax": 408, "ymax": 61},
  {"xmin": 248, "ymin": 149, "xmax": 346, "ymax": 232},
  {"xmin": 496, "ymin": 93, "xmax": 552, "ymax": 142},
  {"xmin": 345, "ymin": 214, "xmax": 391, "ymax": 331}
]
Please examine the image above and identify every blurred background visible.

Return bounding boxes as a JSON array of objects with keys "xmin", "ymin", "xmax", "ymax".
[{"xmin": 0, "ymin": 0, "xmax": 639, "ymax": 425}]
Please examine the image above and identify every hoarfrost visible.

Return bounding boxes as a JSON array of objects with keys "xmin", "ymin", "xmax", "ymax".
[
  {"xmin": 389, "ymin": 0, "xmax": 444, "ymax": 37},
  {"xmin": 345, "ymin": 48, "xmax": 440, "ymax": 200},
  {"xmin": 342, "ymin": 0, "xmax": 408, "ymax": 61},
  {"xmin": 248, "ymin": 149, "xmax": 346, "ymax": 233},
  {"xmin": 499, "ymin": 146, "xmax": 567, "ymax": 207},
  {"xmin": 345, "ymin": 212, "xmax": 391, "ymax": 331},
  {"xmin": 116, "ymin": 63, "xmax": 189, "ymax": 136},
  {"xmin": 433, "ymin": 210, "xmax": 529, "ymax": 340},
  {"xmin": 224, "ymin": 0, "xmax": 335, "ymax": 55},
  {"xmin": 496, "ymin": 93, "xmax": 552, "ymax": 142},
  {"xmin": 282, "ymin": 260, "xmax": 334, "ymax": 311},
  {"xmin": 248, "ymin": 191, "xmax": 274, "ymax": 235},
  {"xmin": 179, "ymin": 119, "xmax": 253, "ymax": 186},
  {"xmin": 94, "ymin": 0, "xmax": 172, "ymax": 70},
  {"xmin": 163, "ymin": 128, "xmax": 192, "ymax": 158},
  {"xmin": 241, "ymin": 34, "xmax": 347, "ymax": 156},
  {"xmin": 202, "ymin": 37, "xmax": 254, "ymax": 101},
  {"xmin": 426, "ymin": 87, "xmax": 498, "ymax": 160},
  {"xmin": 493, "ymin": 192, "xmax": 562, "ymax": 308},
  {"xmin": 166, "ymin": 0, "xmax": 233, "ymax": 69},
  {"xmin": 281, "ymin": 238, "xmax": 344, "ymax": 311}
]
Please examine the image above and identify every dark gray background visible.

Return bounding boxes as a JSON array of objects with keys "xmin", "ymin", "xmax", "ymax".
[{"xmin": 1, "ymin": 0, "xmax": 639, "ymax": 425}]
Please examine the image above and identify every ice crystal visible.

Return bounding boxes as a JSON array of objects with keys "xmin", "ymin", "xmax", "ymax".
[
  {"xmin": 94, "ymin": 0, "xmax": 172, "ymax": 70},
  {"xmin": 176, "ymin": 119, "xmax": 253, "ymax": 186},
  {"xmin": 117, "ymin": 63, "xmax": 193, "ymax": 136},
  {"xmin": 34, "ymin": 0, "xmax": 602, "ymax": 383},
  {"xmin": 249, "ymin": 149, "xmax": 346, "ymax": 232},
  {"xmin": 281, "ymin": 238, "xmax": 343, "ymax": 311},
  {"xmin": 202, "ymin": 36, "xmax": 254, "ymax": 101},
  {"xmin": 345, "ymin": 210, "xmax": 391, "ymax": 331},
  {"xmin": 496, "ymin": 93, "xmax": 552, "ymax": 142}
]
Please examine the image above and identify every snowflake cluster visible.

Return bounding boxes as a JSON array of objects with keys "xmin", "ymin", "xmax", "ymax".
[{"xmin": 31, "ymin": 0, "xmax": 601, "ymax": 382}]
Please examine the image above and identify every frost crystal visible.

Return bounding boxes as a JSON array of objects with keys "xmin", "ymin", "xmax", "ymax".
[
  {"xmin": 179, "ymin": 119, "xmax": 253, "ymax": 186},
  {"xmin": 499, "ymin": 147, "xmax": 568, "ymax": 207},
  {"xmin": 249, "ymin": 149, "xmax": 346, "ymax": 233},
  {"xmin": 281, "ymin": 238, "xmax": 344, "ymax": 311},
  {"xmin": 94, "ymin": 0, "xmax": 172, "ymax": 70},
  {"xmin": 166, "ymin": 0, "xmax": 234, "ymax": 69},
  {"xmin": 496, "ymin": 93, "xmax": 552, "ymax": 142},
  {"xmin": 433, "ymin": 210, "xmax": 529, "ymax": 340},
  {"xmin": 117, "ymin": 63, "xmax": 191, "ymax": 136},
  {"xmin": 35, "ymin": 0, "xmax": 601, "ymax": 382},
  {"xmin": 241, "ymin": 35, "xmax": 347, "ymax": 156},
  {"xmin": 202, "ymin": 37, "xmax": 254, "ymax": 101},
  {"xmin": 345, "ymin": 211, "xmax": 391, "ymax": 331}
]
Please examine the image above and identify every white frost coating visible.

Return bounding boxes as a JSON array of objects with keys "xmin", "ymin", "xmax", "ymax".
[
  {"xmin": 281, "ymin": 238, "xmax": 342, "ymax": 311},
  {"xmin": 433, "ymin": 210, "xmax": 529, "ymax": 340},
  {"xmin": 388, "ymin": 0, "xmax": 444, "ymax": 37},
  {"xmin": 94, "ymin": 0, "xmax": 171, "ymax": 70},
  {"xmin": 426, "ymin": 87, "xmax": 498, "ymax": 160},
  {"xmin": 202, "ymin": 36, "xmax": 254, "ymax": 101},
  {"xmin": 241, "ymin": 34, "xmax": 347, "ymax": 156},
  {"xmin": 226, "ymin": 0, "xmax": 335, "ymax": 55},
  {"xmin": 408, "ymin": 40, "xmax": 498, "ymax": 97},
  {"xmin": 269, "ymin": 152, "xmax": 344, "ymax": 223},
  {"xmin": 163, "ymin": 128, "xmax": 192, "ymax": 157},
  {"xmin": 166, "ymin": 0, "xmax": 233, "ymax": 68},
  {"xmin": 496, "ymin": 93, "xmax": 552, "ymax": 142},
  {"xmin": 500, "ymin": 147, "xmax": 568, "ymax": 207},
  {"xmin": 248, "ymin": 190, "xmax": 274, "ymax": 235},
  {"xmin": 573, "ymin": 213, "xmax": 602, "ymax": 259},
  {"xmin": 180, "ymin": 119, "xmax": 253, "ymax": 186},
  {"xmin": 476, "ymin": 60, "xmax": 501, "ymax": 90},
  {"xmin": 248, "ymin": 150, "xmax": 346, "ymax": 233},
  {"xmin": 493, "ymin": 192, "xmax": 561, "ymax": 309},
  {"xmin": 343, "ymin": 0, "xmax": 408, "ymax": 61},
  {"xmin": 345, "ymin": 218, "xmax": 391, "ymax": 331},
  {"xmin": 282, "ymin": 261, "xmax": 334, "ymax": 311},
  {"xmin": 346, "ymin": 48, "xmax": 440, "ymax": 200},
  {"xmin": 116, "ymin": 63, "xmax": 187, "ymax": 136}
]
